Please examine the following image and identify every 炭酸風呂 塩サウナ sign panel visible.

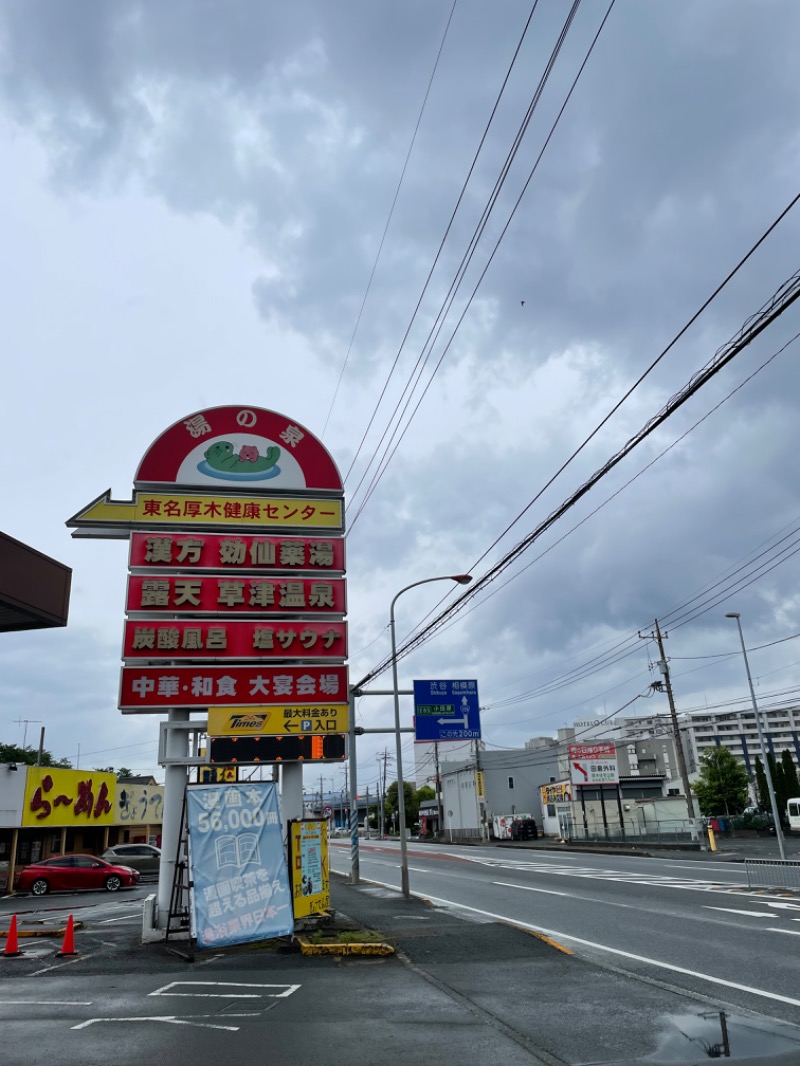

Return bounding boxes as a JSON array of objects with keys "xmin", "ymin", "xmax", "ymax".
[{"xmin": 123, "ymin": 619, "xmax": 347, "ymax": 660}]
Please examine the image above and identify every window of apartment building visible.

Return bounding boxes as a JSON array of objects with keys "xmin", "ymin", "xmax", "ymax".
[{"xmin": 508, "ymin": 777, "xmax": 514, "ymax": 789}]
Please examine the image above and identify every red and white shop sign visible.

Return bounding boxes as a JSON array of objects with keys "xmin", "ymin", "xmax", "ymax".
[
  {"xmin": 123, "ymin": 619, "xmax": 347, "ymax": 660},
  {"xmin": 134, "ymin": 405, "xmax": 343, "ymax": 493},
  {"xmin": 120, "ymin": 664, "xmax": 349, "ymax": 711},
  {"xmin": 126, "ymin": 575, "xmax": 346, "ymax": 615},
  {"xmin": 129, "ymin": 531, "xmax": 345, "ymax": 573}
]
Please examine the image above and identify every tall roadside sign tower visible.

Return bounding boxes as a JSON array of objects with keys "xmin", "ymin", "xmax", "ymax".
[{"xmin": 67, "ymin": 405, "xmax": 347, "ymax": 928}]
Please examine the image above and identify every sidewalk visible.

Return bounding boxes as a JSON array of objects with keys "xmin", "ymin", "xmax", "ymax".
[
  {"xmin": 493, "ymin": 832, "xmax": 800, "ymax": 863},
  {"xmin": 329, "ymin": 874, "xmax": 800, "ymax": 1065}
]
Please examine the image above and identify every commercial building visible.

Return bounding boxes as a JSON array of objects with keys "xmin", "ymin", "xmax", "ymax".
[{"xmin": 0, "ymin": 766, "xmax": 163, "ymax": 892}]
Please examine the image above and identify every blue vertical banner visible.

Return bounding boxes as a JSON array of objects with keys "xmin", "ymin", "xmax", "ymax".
[{"xmin": 186, "ymin": 781, "xmax": 293, "ymax": 949}]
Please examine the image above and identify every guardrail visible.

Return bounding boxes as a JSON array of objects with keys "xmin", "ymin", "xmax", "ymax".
[{"xmin": 744, "ymin": 858, "xmax": 800, "ymax": 890}]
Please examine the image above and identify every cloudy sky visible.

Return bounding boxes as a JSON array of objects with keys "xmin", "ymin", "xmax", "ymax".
[{"xmin": 2, "ymin": 0, "xmax": 800, "ymax": 797}]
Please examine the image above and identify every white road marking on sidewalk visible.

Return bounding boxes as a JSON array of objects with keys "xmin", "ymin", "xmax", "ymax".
[
  {"xmin": 150, "ymin": 981, "xmax": 300, "ymax": 999},
  {"xmin": 350, "ymin": 879, "xmax": 800, "ymax": 1011},
  {"xmin": 703, "ymin": 907, "xmax": 772, "ymax": 917},
  {"xmin": 0, "ymin": 1000, "xmax": 93, "ymax": 1006},
  {"xmin": 72, "ymin": 1015, "xmax": 239, "ymax": 1031}
]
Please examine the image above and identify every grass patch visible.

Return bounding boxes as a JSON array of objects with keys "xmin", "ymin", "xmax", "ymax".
[{"xmin": 306, "ymin": 928, "xmax": 385, "ymax": 945}]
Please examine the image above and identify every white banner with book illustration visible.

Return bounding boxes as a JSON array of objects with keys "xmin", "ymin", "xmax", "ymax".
[{"xmin": 186, "ymin": 781, "xmax": 293, "ymax": 948}]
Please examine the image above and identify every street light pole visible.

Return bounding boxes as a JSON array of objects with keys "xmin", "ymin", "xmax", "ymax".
[
  {"xmin": 725, "ymin": 612, "xmax": 786, "ymax": 860},
  {"xmin": 390, "ymin": 573, "xmax": 472, "ymax": 898}
]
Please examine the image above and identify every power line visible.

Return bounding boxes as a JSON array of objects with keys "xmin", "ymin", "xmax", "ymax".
[
  {"xmin": 322, "ymin": 0, "xmax": 459, "ymax": 436},
  {"xmin": 349, "ymin": 0, "xmax": 615, "ymax": 528},
  {"xmin": 342, "ymin": 0, "xmax": 543, "ymax": 488},
  {"xmin": 356, "ymin": 255, "xmax": 800, "ymax": 689}
]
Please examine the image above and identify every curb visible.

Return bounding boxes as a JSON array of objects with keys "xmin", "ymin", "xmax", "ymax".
[
  {"xmin": 0, "ymin": 922, "xmax": 84, "ymax": 940},
  {"xmin": 295, "ymin": 935, "xmax": 394, "ymax": 957}
]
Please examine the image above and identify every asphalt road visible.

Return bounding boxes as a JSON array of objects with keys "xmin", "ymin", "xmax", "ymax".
[{"xmin": 330, "ymin": 840, "xmax": 800, "ymax": 1026}]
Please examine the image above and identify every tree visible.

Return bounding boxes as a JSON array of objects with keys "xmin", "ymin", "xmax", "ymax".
[
  {"xmin": 692, "ymin": 747, "xmax": 749, "ymax": 815},
  {"xmin": 754, "ymin": 755, "xmax": 770, "ymax": 811},
  {"xmin": 780, "ymin": 750, "xmax": 800, "ymax": 806},
  {"xmin": 0, "ymin": 742, "xmax": 71, "ymax": 768},
  {"xmin": 768, "ymin": 753, "xmax": 786, "ymax": 814},
  {"xmin": 415, "ymin": 785, "xmax": 435, "ymax": 805},
  {"xmin": 386, "ymin": 781, "xmax": 417, "ymax": 828},
  {"xmin": 117, "ymin": 767, "xmax": 134, "ymax": 779}
]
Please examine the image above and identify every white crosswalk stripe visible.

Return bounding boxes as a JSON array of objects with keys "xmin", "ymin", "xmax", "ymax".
[{"xmin": 461, "ymin": 857, "xmax": 748, "ymax": 893}]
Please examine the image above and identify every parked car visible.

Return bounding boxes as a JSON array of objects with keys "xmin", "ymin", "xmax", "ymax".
[
  {"xmin": 14, "ymin": 854, "xmax": 140, "ymax": 896},
  {"xmin": 330, "ymin": 826, "xmax": 349, "ymax": 837},
  {"xmin": 102, "ymin": 843, "xmax": 161, "ymax": 874}
]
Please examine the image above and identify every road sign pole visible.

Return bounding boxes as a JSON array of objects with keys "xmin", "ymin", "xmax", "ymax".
[
  {"xmin": 347, "ymin": 687, "xmax": 360, "ymax": 884},
  {"xmin": 389, "ymin": 574, "xmax": 472, "ymax": 899}
]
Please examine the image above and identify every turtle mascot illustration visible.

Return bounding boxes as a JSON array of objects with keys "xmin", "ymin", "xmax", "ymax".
[{"xmin": 204, "ymin": 440, "xmax": 281, "ymax": 474}]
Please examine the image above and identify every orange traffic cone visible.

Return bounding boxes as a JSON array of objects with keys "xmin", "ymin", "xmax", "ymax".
[
  {"xmin": 55, "ymin": 914, "xmax": 78, "ymax": 957},
  {"xmin": 3, "ymin": 915, "xmax": 23, "ymax": 958}
]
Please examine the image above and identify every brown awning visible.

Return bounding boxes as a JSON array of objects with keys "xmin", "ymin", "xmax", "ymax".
[{"xmin": 0, "ymin": 530, "xmax": 71, "ymax": 632}]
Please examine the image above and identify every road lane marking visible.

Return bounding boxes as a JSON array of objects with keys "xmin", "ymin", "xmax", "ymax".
[
  {"xmin": 0, "ymin": 1001, "xmax": 93, "ymax": 1006},
  {"xmin": 150, "ymin": 981, "xmax": 300, "ymax": 999},
  {"xmin": 396, "ymin": 888, "xmax": 800, "ymax": 1010},
  {"xmin": 704, "ymin": 907, "xmax": 772, "ymax": 917},
  {"xmin": 72, "ymin": 1015, "xmax": 239, "ymax": 1031},
  {"xmin": 492, "ymin": 882, "xmax": 570, "ymax": 898},
  {"xmin": 98, "ymin": 914, "xmax": 140, "ymax": 923},
  {"xmin": 766, "ymin": 928, "xmax": 800, "ymax": 936}
]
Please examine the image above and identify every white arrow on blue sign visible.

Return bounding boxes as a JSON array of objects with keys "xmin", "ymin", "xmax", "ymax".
[{"xmin": 413, "ymin": 680, "xmax": 481, "ymax": 742}]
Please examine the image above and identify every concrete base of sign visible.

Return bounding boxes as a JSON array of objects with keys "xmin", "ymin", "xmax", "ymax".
[
  {"xmin": 141, "ymin": 893, "xmax": 190, "ymax": 944},
  {"xmin": 295, "ymin": 935, "xmax": 393, "ymax": 957}
]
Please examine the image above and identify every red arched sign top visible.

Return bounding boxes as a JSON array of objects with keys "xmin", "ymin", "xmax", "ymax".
[{"xmin": 135, "ymin": 406, "xmax": 343, "ymax": 493}]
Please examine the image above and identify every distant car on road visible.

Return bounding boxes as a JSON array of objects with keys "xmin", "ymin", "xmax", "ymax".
[
  {"xmin": 102, "ymin": 843, "xmax": 161, "ymax": 874},
  {"xmin": 330, "ymin": 826, "xmax": 349, "ymax": 837},
  {"xmin": 14, "ymin": 854, "xmax": 140, "ymax": 896}
]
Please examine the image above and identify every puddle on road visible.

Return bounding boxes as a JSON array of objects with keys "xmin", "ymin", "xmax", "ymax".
[{"xmin": 648, "ymin": 1011, "xmax": 800, "ymax": 1062}]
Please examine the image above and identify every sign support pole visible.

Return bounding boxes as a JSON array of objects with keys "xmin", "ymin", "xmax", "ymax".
[
  {"xmin": 615, "ymin": 784, "xmax": 626, "ymax": 838},
  {"xmin": 281, "ymin": 763, "xmax": 304, "ymax": 824},
  {"xmin": 348, "ymin": 687, "xmax": 360, "ymax": 884},
  {"xmin": 599, "ymin": 785, "xmax": 609, "ymax": 837},
  {"xmin": 157, "ymin": 709, "xmax": 189, "ymax": 928}
]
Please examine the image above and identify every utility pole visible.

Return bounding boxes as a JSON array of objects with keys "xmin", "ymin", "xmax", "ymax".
[
  {"xmin": 434, "ymin": 742, "xmax": 443, "ymax": 839},
  {"xmin": 641, "ymin": 620, "xmax": 696, "ymax": 823}
]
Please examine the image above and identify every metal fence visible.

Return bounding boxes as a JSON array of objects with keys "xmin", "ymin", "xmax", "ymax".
[
  {"xmin": 570, "ymin": 827, "xmax": 697, "ymax": 846},
  {"xmin": 744, "ymin": 858, "xmax": 800, "ymax": 890},
  {"xmin": 568, "ymin": 819, "xmax": 698, "ymax": 846}
]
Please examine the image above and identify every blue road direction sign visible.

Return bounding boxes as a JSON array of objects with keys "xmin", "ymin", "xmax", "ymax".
[{"xmin": 413, "ymin": 679, "xmax": 481, "ymax": 742}]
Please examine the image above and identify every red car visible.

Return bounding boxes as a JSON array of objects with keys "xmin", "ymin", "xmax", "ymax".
[{"xmin": 14, "ymin": 854, "xmax": 140, "ymax": 896}]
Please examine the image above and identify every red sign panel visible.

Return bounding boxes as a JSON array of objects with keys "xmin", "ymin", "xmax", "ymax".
[
  {"xmin": 126, "ymin": 575, "xmax": 346, "ymax": 615},
  {"xmin": 134, "ymin": 405, "xmax": 343, "ymax": 492},
  {"xmin": 123, "ymin": 620, "xmax": 347, "ymax": 660},
  {"xmin": 129, "ymin": 532, "xmax": 345, "ymax": 572},
  {"xmin": 567, "ymin": 743, "xmax": 616, "ymax": 760},
  {"xmin": 119, "ymin": 664, "xmax": 349, "ymax": 711}
]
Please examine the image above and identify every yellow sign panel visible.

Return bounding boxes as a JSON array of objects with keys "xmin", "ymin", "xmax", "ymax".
[
  {"xmin": 289, "ymin": 819, "xmax": 330, "ymax": 918},
  {"xmin": 208, "ymin": 705, "xmax": 349, "ymax": 737},
  {"xmin": 197, "ymin": 766, "xmax": 239, "ymax": 783},
  {"xmin": 116, "ymin": 783, "xmax": 164, "ymax": 825},
  {"xmin": 540, "ymin": 781, "xmax": 572, "ymax": 805},
  {"xmin": 67, "ymin": 490, "xmax": 343, "ymax": 533},
  {"xmin": 22, "ymin": 767, "xmax": 117, "ymax": 828}
]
